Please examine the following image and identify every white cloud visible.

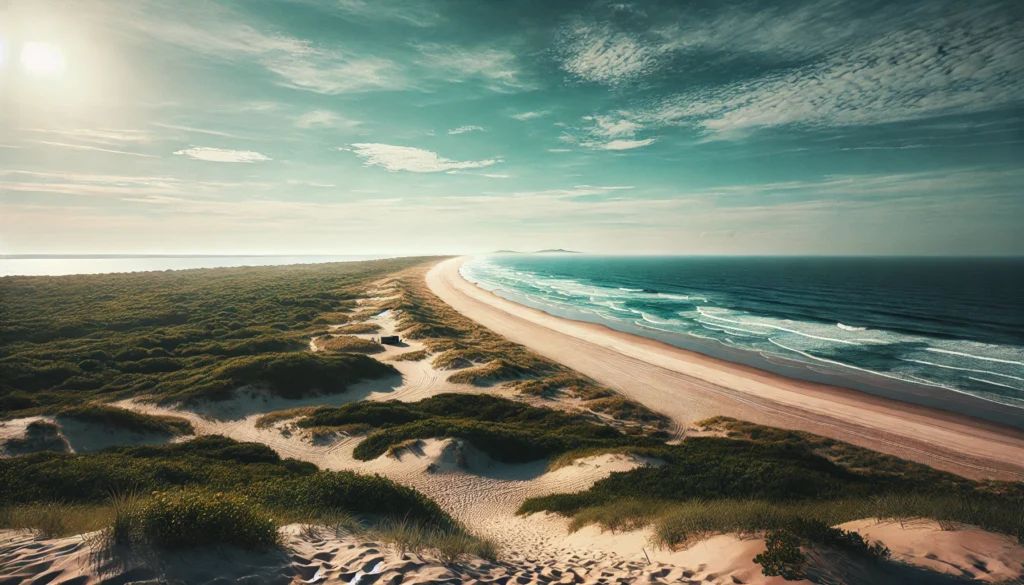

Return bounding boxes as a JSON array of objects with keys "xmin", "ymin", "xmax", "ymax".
[
  {"xmin": 174, "ymin": 147, "xmax": 271, "ymax": 163},
  {"xmin": 511, "ymin": 111, "xmax": 549, "ymax": 121},
  {"xmin": 126, "ymin": 4, "xmax": 406, "ymax": 95},
  {"xmin": 548, "ymin": 148, "xmax": 572, "ymax": 152},
  {"xmin": 582, "ymin": 115, "xmax": 640, "ymax": 138},
  {"xmin": 296, "ymin": 110, "xmax": 360, "ymax": 129},
  {"xmin": 416, "ymin": 45, "xmax": 528, "ymax": 91},
  {"xmin": 448, "ymin": 125, "xmax": 484, "ymax": 135},
  {"xmin": 558, "ymin": 21, "xmax": 667, "ymax": 85},
  {"xmin": 348, "ymin": 143, "xmax": 499, "ymax": 173},
  {"xmin": 638, "ymin": 1, "xmax": 1024, "ymax": 136},
  {"xmin": 587, "ymin": 139, "xmax": 656, "ymax": 150}
]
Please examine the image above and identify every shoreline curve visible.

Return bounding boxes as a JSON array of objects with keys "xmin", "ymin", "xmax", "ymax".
[{"xmin": 426, "ymin": 256, "xmax": 1024, "ymax": 481}]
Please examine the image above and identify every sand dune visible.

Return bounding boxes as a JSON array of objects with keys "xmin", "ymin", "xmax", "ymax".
[{"xmin": 427, "ymin": 257, "xmax": 1024, "ymax": 482}]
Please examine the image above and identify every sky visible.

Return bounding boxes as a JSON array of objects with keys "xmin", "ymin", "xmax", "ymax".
[{"xmin": 0, "ymin": 0, "xmax": 1022, "ymax": 256}]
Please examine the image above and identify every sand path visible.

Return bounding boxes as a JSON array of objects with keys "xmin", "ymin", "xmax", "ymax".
[{"xmin": 426, "ymin": 258, "xmax": 1024, "ymax": 481}]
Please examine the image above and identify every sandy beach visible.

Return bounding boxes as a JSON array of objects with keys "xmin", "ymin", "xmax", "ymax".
[{"xmin": 427, "ymin": 257, "xmax": 1024, "ymax": 481}]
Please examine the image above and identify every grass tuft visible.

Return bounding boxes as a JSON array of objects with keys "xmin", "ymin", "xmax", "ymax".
[
  {"xmin": 58, "ymin": 403, "xmax": 194, "ymax": 435},
  {"xmin": 316, "ymin": 335, "xmax": 384, "ymax": 354}
]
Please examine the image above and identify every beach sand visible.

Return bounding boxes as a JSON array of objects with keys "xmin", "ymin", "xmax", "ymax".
[{"xmin": 427, "ymin": 257, "xmax": 1024, "ymax": 481}]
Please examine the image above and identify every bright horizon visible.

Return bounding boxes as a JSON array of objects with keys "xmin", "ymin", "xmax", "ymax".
[{"xmin": 1, "ymin": 0, "xmax": 1022, "ymax": 256}]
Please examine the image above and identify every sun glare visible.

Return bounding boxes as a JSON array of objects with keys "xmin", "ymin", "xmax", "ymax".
[{"xmin": 20, "ymin": 42, "xmax": 66, "ymax": 77}]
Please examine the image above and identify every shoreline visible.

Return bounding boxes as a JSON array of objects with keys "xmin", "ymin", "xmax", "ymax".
[{"xmin": 427, "ymin": 257, "xmax": 1024, "ymax": 481}]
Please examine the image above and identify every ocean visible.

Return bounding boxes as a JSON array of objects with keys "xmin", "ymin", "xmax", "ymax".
[
  {"xmin": 0, "ymin": 255, "xmax": 394, "ymax": 277},
  {"xmin": 462, "ymin": 255, "xmax": 1024, "ymax": 424}
]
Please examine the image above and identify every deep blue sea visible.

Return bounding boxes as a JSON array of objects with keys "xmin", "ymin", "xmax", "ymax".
[{"xmin": 462, "ymin": 255, "xmax": 1024, "ymax": 423}]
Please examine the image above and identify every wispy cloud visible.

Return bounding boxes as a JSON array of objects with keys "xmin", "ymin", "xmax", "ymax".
[
  {"xmin": 36, "ymin": 141, "xmax": 157, "ymax": 158},
  {"xmin": 448, "ymin": 125, "xmax": 484, "ymax": 135},
  {"xmin": 30, "ymin": 128, "xmax": 151, "ymax": 145},
  {"xmin": 589, "ymin": 138, "xmax": 656, "ymax": 150},
  {"xmin": 511, "ymin": 111, "xmax": 549, "ymax": 121},
  {"xmin": 347, "ymin": 143, "xmax": 499, "ymax": 172},
  {"xmin": 129, "ymin": 3, "xmax": 407, "ymax": 94},
  {"xmin": 635, "ymin": 0, "xmax": 1024, "ymax": 136},
  {"xmin": 416, "ymin": 44, "xmax": 529, "ymax": 92},
  {"xmin": 296, "ymin": 110, "xmax": 361, "ymax": 129},
  {"xmin": 174, "ymin": 147, "xmax": 270, "ymax": 163},
  {"xmin": 153, "ymin": 123, "xmax": 241, "ymax": 138}
]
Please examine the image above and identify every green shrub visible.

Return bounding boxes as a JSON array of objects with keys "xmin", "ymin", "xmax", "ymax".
[
  {"xmin": 134, "ymin": 489, "xmax": 278, "ymax": 551},
  {"xmin": 754, "ymin": 530, "xmax": 806, "ymax": 580}
]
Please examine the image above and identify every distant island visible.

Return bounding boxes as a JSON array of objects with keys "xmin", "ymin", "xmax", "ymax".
[{"xmin": 491, "ymin": 249, "xmax": 582, "ymax": 254}]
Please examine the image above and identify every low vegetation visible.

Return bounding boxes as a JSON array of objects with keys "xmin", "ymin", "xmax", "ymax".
[
  {"xmin": 0, "ymin": 434, "xmax": 502, "ymax": 557},
  {"xmin": 58, "ymin": 403, "xmax": 194, "ymax": 436},
  {"xmin": 0, "ymin": 435, "xmax": 452, "ymax": 527},
  {"xmin": 315, "ymin": 334, "xmax": 384, "ymax": 354},
  {"xmin": 519, "ymin": 418, "xmax": 1024, "ymax": 547},
  {"xmin": 333, "ymin": 322, "xmax": 382, "ymax": 334},
  {"xmin": 296, "ymin": 393, "xmax": 663, "ymax": 463},
  {"xmin": 0, "ymin": 257, "xmax": 438, "ymax": 417},
  {"xmin": 390, "ymin": 349, "xmax": 429, "ymax": 362}
]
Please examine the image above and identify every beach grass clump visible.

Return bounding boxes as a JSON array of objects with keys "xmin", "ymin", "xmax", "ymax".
[
  {"xmin": 446, "ymin": 359, "xmax": 530, "ymax": 385},
  {"xmin": 584, "ymin": 396, "xmax": 671, "ymax": 429},
  {"xmin": 296, "ymin": 393, "xmax": 660, "ymax": 463},
  {"xmin": 391, "ymin": 349, "xmax": 429, "ymax": 362},
  {"xmin": 110, "ymin": 489, "xmax": 279, "ymax": 551},
  {"xmin": 315, "ymin": 335, "xmax": 384, "ymax": 354},
  {"xmin": 374, "ymin": 516, "xmax": 499, "ymax": 562},
  {"xmin": 333, "ymin": 322, "xmax": 382, "ymax": 334},
  {"xmin": 58, "ymin": 403, "xmax": 194, "ymax": 436},
  {"xmin": 253, "ymin": 406, "xmax": 317, "ymax": 429},
  {"xmin": 0, "ymin": 257, "xmax": 439, "ymax": 418},
  {"xmin": 546, "ymin": 446, "xmax": 666, "ymax": 472},
  {"xmin": 151, "ymin": 352, "xmax": 397, "ymax": 402},
  {"xmin": 0, "ymin": 501, "xmax": 113, "ymax": 538},
  {"xmin": 516, "ymin": 373, "xmax": 614, "ymax": 399}
]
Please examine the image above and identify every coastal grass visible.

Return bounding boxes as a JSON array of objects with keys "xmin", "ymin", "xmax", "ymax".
[
  {"xmin": 0, "ymin": 435, "xmax": 455, "ymax": 530},
  {"xmin": 315, "ymin": 334, "xmax": 384, "ymax": 354},
  {"xmin": 0, "ymin": 257, "xmax": 441, "ymax": 417},
  {"xmin": 296, "ymin": 393, "xmax": 661, "ymax": 463},
  {"xmin": 333, "ymin": 322, "xmax": 382, "ymax": 334},
  {"xmin": 519, "ymin": 419, "xmax": 1024, "ymax": 545},
  {"xmin": 0, "ymin": 435, "xmax": 495, "ymax": 558},
  {"xmin": 390, "ymin": 349, "xmax": 429, "ymax": 362},
  {"xmin": 58, "ymin": 403, "xmax": 194, "ymax": 436}
]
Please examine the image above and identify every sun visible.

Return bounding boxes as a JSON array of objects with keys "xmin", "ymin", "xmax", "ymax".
[{"xmin": 20, "ymin": 42, "xmax": 66, "ymax": 77}]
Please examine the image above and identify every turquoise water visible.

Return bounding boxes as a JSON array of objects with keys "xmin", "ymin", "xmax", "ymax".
[{"xmin": 462, "ymin": 255, "xmax": 1024, "ymax": 426}]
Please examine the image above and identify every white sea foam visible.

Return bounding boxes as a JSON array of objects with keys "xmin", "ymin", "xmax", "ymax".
[
  {"xmin": 837, "ymin": 323, "xmax": 867, "ymax": 331},
  {"xmin": 968, "ymin": 376, "xmax": 1021, "ymax": 391},
  {"xmin": 925, "ymin": 348, "xmax": 1024, "ymax": 366},
  {"xmin": 902, "ymin": 359, "xmax": 1024, "ymax": 381}
]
